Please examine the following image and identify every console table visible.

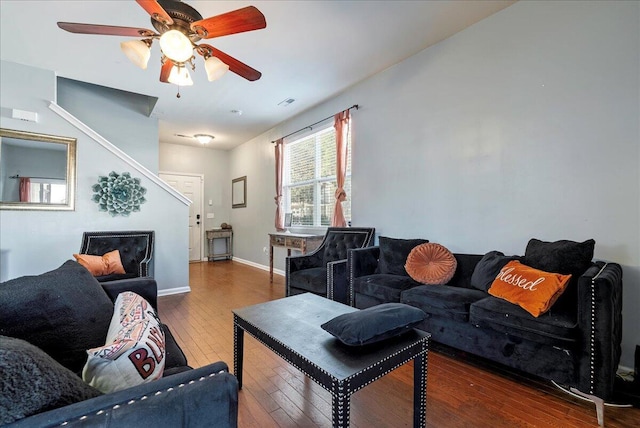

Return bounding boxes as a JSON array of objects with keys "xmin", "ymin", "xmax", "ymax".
[
  {"xmin": 268, "ymin": 232, "xmax": 323, "ymax": 282},
  {"xmin": 206, "ymin": 229, "xmax": 233, "ymax": 261}
]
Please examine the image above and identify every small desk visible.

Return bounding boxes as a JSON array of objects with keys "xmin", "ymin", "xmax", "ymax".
[
  {"xmin": 268, "ymin": 232, "xmax": 323, "ymax": 282},
  {"xmin": 233, "ymin": 293, "xmax": 430, "ymax": 427},
  {"xmin": 206, "ymin": 229, "xmax": 233, "ymax": 260}
]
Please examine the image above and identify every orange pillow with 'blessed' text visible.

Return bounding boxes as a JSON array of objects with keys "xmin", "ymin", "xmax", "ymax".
[
  {"xmin": 488, "ymin": 260, "xmax": 571, "ymax": 317},
  {"xmin": 73, "ymin": 250, "xmax": 126, "ymax": 277}
]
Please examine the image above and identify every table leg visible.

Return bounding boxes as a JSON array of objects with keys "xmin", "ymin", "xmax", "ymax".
[
  {"xmin": 233, "ymin": 319, "xmax": 244, "ymax": 389},
  {"xmin": 269, "ymin": 244, "xmax": 274, "ymax": 282},
  {"xmin": 413, "ymin": 352, "xmax": 427, "ymax": 428},
  {"xmin": 332, "ymin": 383, "xmax": 350, "ymax": 428}
]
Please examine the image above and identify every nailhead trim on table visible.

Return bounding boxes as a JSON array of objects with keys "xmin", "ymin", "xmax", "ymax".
[{"xmin": 237, "ymin": 315, "xmax": 428, "ymax": 393}]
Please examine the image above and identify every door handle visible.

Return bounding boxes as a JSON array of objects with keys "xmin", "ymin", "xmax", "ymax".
[{"xmin": 196, "ymin": 214, "xmax": 201, "ymax": 220}]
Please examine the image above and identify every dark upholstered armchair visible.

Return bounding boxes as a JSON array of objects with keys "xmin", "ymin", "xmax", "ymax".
[
  {"xmin": 79, "ymin": 231, "xmax": 154, "ymax": 282},
  {"xmin": 286, "ymin": 227, "xmax": 375, "ymax": 305}
]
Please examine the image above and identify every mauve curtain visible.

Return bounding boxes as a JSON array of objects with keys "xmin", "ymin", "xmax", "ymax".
[
  {"xmin": 19, "ymin": 177, "xmax": 30, "ymax": 202},
  {"xmin": 274, "ymin": 138, "xmax": 285, "ymax": 231},
  {"xmin": 332, "ymin": 110, "xmax": 350, "ymax": 227}
]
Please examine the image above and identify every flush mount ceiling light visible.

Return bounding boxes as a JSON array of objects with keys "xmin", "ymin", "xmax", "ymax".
[
  {"xmin": 57, "ymin": 0, "xmax": 266, "ymax": 95},
  {"xmin": 194, "ymin": 134, "xmax": 214, "ymax": 144}
]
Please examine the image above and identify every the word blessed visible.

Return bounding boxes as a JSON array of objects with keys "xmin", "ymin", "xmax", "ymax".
[{"xmin": 495, "ymin": 267, "xmax": 545, "ymax": 291}]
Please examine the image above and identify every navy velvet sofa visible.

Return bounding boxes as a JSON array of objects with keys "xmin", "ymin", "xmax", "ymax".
[
  {"xmin": 347, "ymin": 238, "xmax": 623, "ymax": 425},
  {"xmin": 0, "ymin": 260, "xmax": 238, "ymax": 427}
]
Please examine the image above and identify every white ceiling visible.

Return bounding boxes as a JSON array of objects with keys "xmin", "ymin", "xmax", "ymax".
[{"xmin": 0, "ymin": 1, "xmax": 515, "ymax": 150}]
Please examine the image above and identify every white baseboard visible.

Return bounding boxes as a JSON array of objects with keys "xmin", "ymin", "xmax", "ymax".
[
  {"xmin": 158, "ymin": 286, "xmax": 191, "ymax": 297},
  {"xmin": 618, "ymin": 364, "xmax": 634, "ymax": 380},
  {"xmin": 232, "ymin": 257, "xmax": 284, "ymax": 277}
]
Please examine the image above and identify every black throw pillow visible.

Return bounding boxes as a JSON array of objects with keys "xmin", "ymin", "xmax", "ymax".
[
  {"xmin": 321, "ymin": 303, "xmax": 426, "ymax": 346},
  {"xmin": 470, "ymin": 251, "xmax": 520, "ymax": 292},
  {"xmin": 377, "ymin": 237, "xmax": 429, "ymax": 276},
  {"xmin": 0, "ymin": 260, "xmax": 114, "ymax": 374},
  {"xmin": 523, "ymin": 238, "xmax": 595, "ymax": 276},
  {"xmin": 522, "ymin": 238, "xmax": 595, "ymax": 315},
  {"xmin": 0, "ymin": 336, "xmax": 102, "ymax": 424}
]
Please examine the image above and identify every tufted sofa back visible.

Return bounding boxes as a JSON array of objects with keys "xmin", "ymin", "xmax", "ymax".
[
  {"xmin": 321, "ymin": 227, "xmax": 375, "ymax": 266},
  {"xmin": 80, "ymin": 231, "xmax": 154, "ymax": 277}
]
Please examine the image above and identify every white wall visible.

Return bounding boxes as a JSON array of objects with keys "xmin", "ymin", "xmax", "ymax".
[
  {"xmin": 230, "ymin": 1, "xmax": 639, "ymax": 367},
  {"xmin": 0, "ymin": 61, "xmax": 189, "ymax": 293}
]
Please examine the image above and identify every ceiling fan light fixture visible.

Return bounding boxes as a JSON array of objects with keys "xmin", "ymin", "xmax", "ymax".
[
  {"xmin": 120, "ymin": 39, "xmax": 151, "ymax": 69},
  {"xmin": 194, "ymin": 134, "xmax": 214, "ymax": 144},
  {"xmin": 159, "ymin": 29, "xmax": 193, "ymax": 63},
  {"xmin": 168, "ymin": 65, "xmax": 193, "ymax": 86},
  {"xmin": 204, "ymin": 56, "xmax": 230, "ymax": 81}
]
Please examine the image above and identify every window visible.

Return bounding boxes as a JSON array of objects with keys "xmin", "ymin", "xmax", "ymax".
[
  {"xmin": 29, "ymin": 179, "xmax": 67, "ymax": 204},
  {"xmin": 284, "ymin": 125, "xmax": 351, "ymax": 227}
]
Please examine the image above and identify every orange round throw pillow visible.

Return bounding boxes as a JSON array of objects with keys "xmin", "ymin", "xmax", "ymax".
[{"xmin": 405, "ymin": 243, "xmax": 457, "ymax": 285}]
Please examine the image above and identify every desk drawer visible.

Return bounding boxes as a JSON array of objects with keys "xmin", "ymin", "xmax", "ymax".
[
  {"xmin": 207, "ymin": 230, "xmax": 231, "ymax": 239},
  {"xmin": 285, "ymin": 237, "xmax": 303, "ymax": 249},
  {"xmin": 271, "ymin": 235, "xmax": 286, "ymax": 246}
]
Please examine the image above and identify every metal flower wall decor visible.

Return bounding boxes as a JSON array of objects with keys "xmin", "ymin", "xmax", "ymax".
[{"xmin": 92, "ymin": 171, "xmax": 147, "ymax": 216}]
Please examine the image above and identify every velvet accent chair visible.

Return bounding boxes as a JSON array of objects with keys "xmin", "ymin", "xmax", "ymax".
[
  {"xmin": 79, "ymin": 230, "xmax": 154, "ymax": 282},
  {"xmin": 286, "ymin": 227, "xmax": 375, "ymax": 305}
]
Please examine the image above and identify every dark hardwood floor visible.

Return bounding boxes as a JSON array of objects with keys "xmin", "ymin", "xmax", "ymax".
[{"xmin": 158, "ymin": 261, "xmax": 639, "ymax": 427}]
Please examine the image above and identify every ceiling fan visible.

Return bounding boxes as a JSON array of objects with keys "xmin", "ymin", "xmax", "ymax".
[{"xmin": 57, "ymin": 0, "xmax": 266, "ymax": 89}]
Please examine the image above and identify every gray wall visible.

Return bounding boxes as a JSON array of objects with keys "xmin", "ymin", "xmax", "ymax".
[
  {"xmin": 0, "ymin": 61, "xmax": 189, "ymax": 293},
  {"xmin": 57, "ymin": 78, "xmax": 159, "ymax": 173},
  {"xmin": 159, "ymin": 142, "xmax": 231, "ymax": 231},
  {"xmin": 229, "ymin": 1, "xmax": 640, "ymax": 367},
  {"xmin": 159, "ymin": 142, "xmax": 232, "ymax": 258}
]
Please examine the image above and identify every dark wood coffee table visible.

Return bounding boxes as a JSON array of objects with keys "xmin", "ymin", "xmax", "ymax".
[{"xmin": 232, "ymin": 293, "xmax": 430, "ymax": 427}]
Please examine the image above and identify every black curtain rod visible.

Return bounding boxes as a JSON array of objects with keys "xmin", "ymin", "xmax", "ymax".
[
  {"xmin": 271, "ymin": 104, "xmax": 359, "ymax": 144},
  {"xmin": 10, "ymin": 174, "xmax": 62, "ymax": 180}
]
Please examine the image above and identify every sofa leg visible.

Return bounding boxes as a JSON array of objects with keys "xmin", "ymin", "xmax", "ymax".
[
  {"xmin": 569, "ymin": 387, "xmax": 604, "ymax": 427},
  {"xmin": 552, "ymin": 381, "xmax": 635, "ymax": 427},
  {"xmin": 552, "ymin": 381, "xmax": 607, "ymax": 426}
]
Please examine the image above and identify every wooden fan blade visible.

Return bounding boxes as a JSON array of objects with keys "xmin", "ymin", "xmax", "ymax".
[
  {"xmin": 136, "ymin": 0, "xmax": 173, "ymax": 25},
  {"xmin": 57, "ymin": 22, "xmax": 157, "ymax": 37},
  {"xmin": 198, "ymin": 44, "xmax": 262, "ymax": 81},
  {"xmin": 190, "ymin": 6, "xmax": 266, "ymax": 39},
  {"xmin": 160, "ymin": 60, "xmax": 173, "ymax": 83}
]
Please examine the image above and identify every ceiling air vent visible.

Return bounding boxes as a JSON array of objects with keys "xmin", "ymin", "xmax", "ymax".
[{"xmin": 278, "ymin": 98, "xmax": 295, "ymax": 107}]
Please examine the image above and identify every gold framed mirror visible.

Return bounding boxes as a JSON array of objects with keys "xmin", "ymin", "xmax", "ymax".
[{"xmin": 0, "ymin": 128, "xmax": 77, "ymax": 211}]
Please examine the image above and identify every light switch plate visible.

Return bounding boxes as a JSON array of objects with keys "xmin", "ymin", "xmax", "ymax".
[{"xmin": 206, "ymin": 213, "xmax": 215, "ymax": 219}]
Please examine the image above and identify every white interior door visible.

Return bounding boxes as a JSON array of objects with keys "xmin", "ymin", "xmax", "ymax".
[{"xmin": 159, "ymin": 172, "xmax": 203, "ymax": 262}]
